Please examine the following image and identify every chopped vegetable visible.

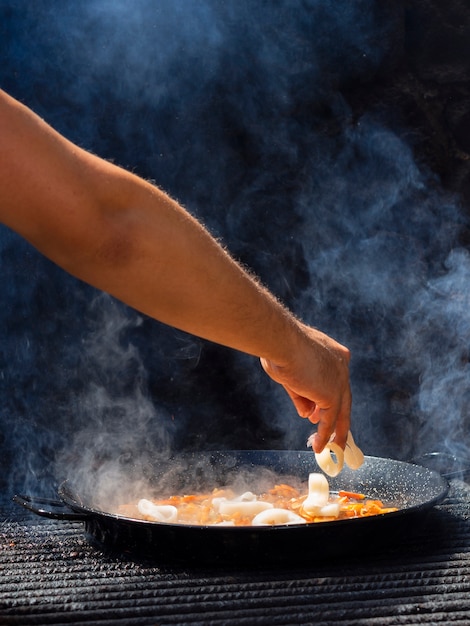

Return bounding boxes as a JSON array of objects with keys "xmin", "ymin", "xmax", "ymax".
[{"xmin": 338, "ymin": 490, "xmax": 366, "ymax": 500}]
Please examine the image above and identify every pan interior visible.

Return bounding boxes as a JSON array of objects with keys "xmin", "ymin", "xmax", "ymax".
[{"xmin": 58, "ymin": 451, "xmax": 449, "ymax": 527}]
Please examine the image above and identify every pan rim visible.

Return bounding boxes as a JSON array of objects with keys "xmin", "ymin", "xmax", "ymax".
[{"xmin": 57, "ymin": 452, "xmax": 450, "ymax": 532}]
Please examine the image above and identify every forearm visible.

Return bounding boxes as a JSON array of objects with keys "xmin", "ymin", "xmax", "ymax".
[{"xmin": 59, "ymin": 175, "xmax": 301, "ymax": 364}]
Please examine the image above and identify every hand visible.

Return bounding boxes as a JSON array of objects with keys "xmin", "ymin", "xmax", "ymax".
[{"xmin": 260, "ymin": 322, "xmax": 351, "ymax": 453}]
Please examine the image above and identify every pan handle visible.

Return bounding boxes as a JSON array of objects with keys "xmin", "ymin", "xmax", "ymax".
[
  {"xmin": 13, "ymin": 494, "xmax": 90, "ymax": 521},
  {"xmin": 411, "ymin": 452, "xmax": 470, "ymax": 479}
]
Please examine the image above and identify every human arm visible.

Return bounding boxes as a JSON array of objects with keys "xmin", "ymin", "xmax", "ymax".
[{"xmin": 0, "ymin": 89, "xmax": 351, "ymax": 450}]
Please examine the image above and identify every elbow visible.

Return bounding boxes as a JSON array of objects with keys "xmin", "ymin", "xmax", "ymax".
[{"xmin": 47, "ymin": 204, "xmax": 139, "ymax": 288}]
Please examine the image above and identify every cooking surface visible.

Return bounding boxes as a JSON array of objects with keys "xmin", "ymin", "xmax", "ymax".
[{"xmin": 2, "ymin": 480, "xmax": 470, "ymax": 625}]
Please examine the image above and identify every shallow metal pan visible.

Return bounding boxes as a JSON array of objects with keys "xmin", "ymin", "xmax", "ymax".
[{"xmin": 14, "ymin": 450, "xmax": 449, "ymax": 565}]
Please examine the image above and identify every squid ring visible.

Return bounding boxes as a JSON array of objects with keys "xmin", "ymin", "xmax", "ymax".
[
  {"xmin": 309, "ymin": 430, "xmax": 365, "ymax": 476},
  {"xmin": 137, "ymin": 499, "xmax": 178, "ymax": 523},
  {"xmin": 315, "ymin": 442, "xmax": 344, "ymax": 477},
  {"xmin": 251, "ymin": 508, "xmax": 307, "ymax": 526},
  {"xmin": 344, "ymin": 430, "xmax": 365, "ymax": 470}
]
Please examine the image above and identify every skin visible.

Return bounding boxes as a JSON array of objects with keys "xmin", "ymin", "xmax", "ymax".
[{"xmin": 0, "ymin": 88, "xmax": 351, "ymax": 451}]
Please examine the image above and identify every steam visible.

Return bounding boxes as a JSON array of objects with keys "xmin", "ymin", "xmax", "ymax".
[
  {"xmin": 401, "ymin": 249, "xmax": 470, "ymax": 458},
  {"xmin": 0, "ymin": 1, "xmax": 469, "ymax": 498},
  {"xmin": 53, "ymin": 295, "xmax": 175, "ymax": 484},
  {"xmin": 292, "ymin": 118, "xmax": 467, "ymax": 459}
]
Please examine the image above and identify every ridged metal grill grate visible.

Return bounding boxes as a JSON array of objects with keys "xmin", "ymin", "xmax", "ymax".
[{"xmin": 1, "ymin": 482, "xmax": 470, "ymax": 625}]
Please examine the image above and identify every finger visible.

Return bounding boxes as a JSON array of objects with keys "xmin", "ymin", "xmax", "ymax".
[
  {"xmin": 312, "ymin": 386, "xmax": 352, "ymax": 452},
  {"xmin": 333, "ymin": 385, "xmax": 352, "ymax": 448},
  {"xmin": 311, "ymin": 409, "xmax": 336, "ymax": 452},
  {"xmin": 306, "ymin": 404, "xmax": 322, "ymax": 424},
  {"xmin": 283, "ymin": 386, "xmax": 317, "ymax": 419}
]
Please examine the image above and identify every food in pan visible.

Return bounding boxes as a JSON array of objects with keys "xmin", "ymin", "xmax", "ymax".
[{"xmin": 118, "ymin": 470, "xmax": 397, "ymax": 527}]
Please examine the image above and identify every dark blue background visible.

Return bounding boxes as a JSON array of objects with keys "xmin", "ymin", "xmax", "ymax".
[{"xmin": 1, "ymin": 0, "xmax": 469, "ymax": 494}]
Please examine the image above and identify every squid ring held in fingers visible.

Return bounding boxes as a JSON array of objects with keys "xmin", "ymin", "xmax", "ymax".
[
  {"xmin": 308, "ymin": 429, "xmax": 365, "ymax": 477},
  {"xmin": 344, "ymin": 430, "xmax": 365, "ymax": 470},
  {"xmin": 314, "ymin": 442, "xmax": 345, "ymax": 477}
]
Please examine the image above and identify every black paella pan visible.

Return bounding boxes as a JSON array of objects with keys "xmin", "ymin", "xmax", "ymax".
[{"xmin": 14, "ymin": 450, "xmax": 449, "ymax": 565}]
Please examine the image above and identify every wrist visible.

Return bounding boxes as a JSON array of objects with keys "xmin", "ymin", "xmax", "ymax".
[{"xmin": 260, "ymin": 305, "xmax": 304, "ymax": 368}]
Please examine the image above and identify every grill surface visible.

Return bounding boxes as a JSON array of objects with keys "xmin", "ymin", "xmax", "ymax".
[{"xmin": 1, "ymin": 481, "xmax": 470, "ymax": 625}]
